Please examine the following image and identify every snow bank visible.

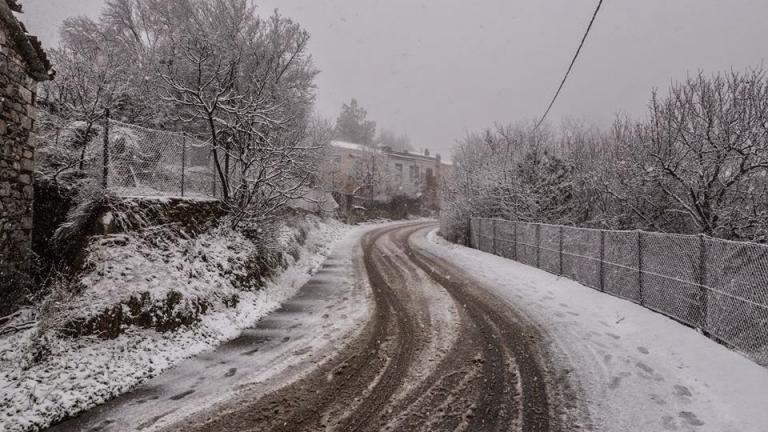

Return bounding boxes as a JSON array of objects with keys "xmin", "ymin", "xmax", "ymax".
[
  {"xmin": 0, "ymin": 216, "xmax": 350, "ymax": 432},
  {"xmin": 419, "ymin": 229, "xmax": 768, "ymax": 432}
]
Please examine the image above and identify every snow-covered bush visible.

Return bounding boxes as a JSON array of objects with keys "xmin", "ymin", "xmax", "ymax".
[{"xmin": 441, "ymin": 123, "xmax": 581, "ymax": 243}]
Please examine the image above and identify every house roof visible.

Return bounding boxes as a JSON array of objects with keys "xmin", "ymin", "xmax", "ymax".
[
  {"xmin": 0, "ymin": 0, "xmax": 53, "ymax": 81},
  {"xmin": 388, "ymin": 149, "xmax": 437, "ymax": 162},
  {"xmin": 329, "ymin": 140, "xmax": 369, "ymax": 152},
  {"xmin": 330, "ymin": 140, "xmax": 453, "ymax": 165}
]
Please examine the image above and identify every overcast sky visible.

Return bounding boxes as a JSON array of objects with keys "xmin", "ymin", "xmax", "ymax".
[{"xmin": 20, "ymin": 0, "xmax": 768, "ymax": 155}]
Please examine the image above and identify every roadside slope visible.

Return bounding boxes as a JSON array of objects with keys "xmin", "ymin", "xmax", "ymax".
[{"xmin": 2, "ymin": 217, "xmax": 353, "ymax": 432}]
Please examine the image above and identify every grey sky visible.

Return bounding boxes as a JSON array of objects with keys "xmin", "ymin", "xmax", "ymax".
[{"xmin": 21, "ymin": 0, "xmax": 768, "ymax": 155}]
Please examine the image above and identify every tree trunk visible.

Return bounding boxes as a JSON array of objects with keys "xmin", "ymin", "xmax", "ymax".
[{"xmin": 207, "ymin": 115, "xmax": 229, "ymax": 201}]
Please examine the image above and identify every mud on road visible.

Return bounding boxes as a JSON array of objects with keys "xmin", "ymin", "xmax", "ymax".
[{"xmin": 168, "ymin": 222, "xmax": 586, "ymax": 432}]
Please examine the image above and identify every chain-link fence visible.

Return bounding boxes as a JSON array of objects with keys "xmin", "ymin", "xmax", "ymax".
[
  {"xmin": 468, "ymin": 217, "xmax": 768, "ymax": 367},
  {"xmin": 86, "ymin": 115, "xmax": 223, "ymax": 199}
]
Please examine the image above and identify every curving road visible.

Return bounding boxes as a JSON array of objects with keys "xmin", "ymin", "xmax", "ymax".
[
  {"xmin": 46, "ymin": 220, "xmax": 768, "ymax": 432},
  {"xmin": 164, "ymin": 222, "xmax": 583, "ymax": 432}
]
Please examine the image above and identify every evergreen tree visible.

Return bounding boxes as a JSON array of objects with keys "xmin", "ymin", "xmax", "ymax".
[{"xmin": 335, "ymin": 98, "xmax": 376, "ymax": 145}]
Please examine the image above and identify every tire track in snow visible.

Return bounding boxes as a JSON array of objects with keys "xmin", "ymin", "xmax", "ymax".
[{"xmin": 160, "ymin": 222, "xmax": 568, "ymax": 431}]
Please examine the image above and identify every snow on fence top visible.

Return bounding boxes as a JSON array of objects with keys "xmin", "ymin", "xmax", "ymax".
[{"xmin": 468, "ymin": 217, "xmax": 768, "ymax": 367}]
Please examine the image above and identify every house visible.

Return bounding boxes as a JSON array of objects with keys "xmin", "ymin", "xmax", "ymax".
[
  {"xmin": 1, "ymin": 0, "xmax": 53, "ymax": 302},
  {"xmin": 323, "ymin": 140, "xmax": 451, "ymax": 207}
]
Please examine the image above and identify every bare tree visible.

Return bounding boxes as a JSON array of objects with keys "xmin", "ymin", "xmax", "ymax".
[
  {"xmin": 159, "ymin": 36, "xmax": 240, "ymax": 200},
  {"xmin": 36, "ymin": 17, "xmax": 130, "ymax": 179},
  {"xmin": 443, "ymin": 67, "xmax": 768, "ymax": 242},
  {"xmin": 608, "ymin": 69, "xmax": 768, "ymax": 238},
  {"xmin": 153, "ymin": 1, "xmax": 319, "ymax": 219}
]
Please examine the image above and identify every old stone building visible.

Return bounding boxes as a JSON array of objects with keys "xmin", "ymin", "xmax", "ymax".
[
  {"xmin": 324, "ymin": 140, "xmax": 451, "ymax": 206},
  {"xmin": 1, "ymin": 0, "xmax": 52, "ymax": 301}
]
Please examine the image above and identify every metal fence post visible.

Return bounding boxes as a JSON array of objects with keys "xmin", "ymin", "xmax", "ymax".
[
  {"xmin": 558, "ymin": 225, "xmax": 564, "ymax": 275},
  {"xmin": 181, "ymin": 135, "xmax": 186, "ymax": 197},
  {"xmin": 492, "ymin": 219, "xmax": 498, "ymax": 255},
  {"xmin": 535, "ymin": 223, "xmax": 541, "ymax": 268},
  {"xmin": 513, "ymin": 221, "xmax": 518, "ymax": 261},
  {"xmin": 481, "ymin": 218, "xmax": 486, "ymax": 250},
  {"xmin": 599, "ymin": 230, "xmax": 605, "ymax": 292},
  {"xmin": 486, "ymin": 218, "xmax": 490, "ymax": 252},
  {"xmin": 467, "ymin": 218, "xmax": 473, "ymax": 248},
  {"xmin": 478, "ymin": 218, "xmax": 483, "ymax": 251},
  {"xmin": 486, "ymin": 218, "xmax": 490, "ymax": 253},
  {"xmin": 475, "ymin": 218, "xmax": 479, "ymax": 249},
  {"xmin": 211, "ymin": 154, "xmax": 217, "ymax": 198},
  {"xmin": 102, "ymin": 108, "xmax": 110, "ymax": 189},
  {"xmin": 638, "ymin": 230, "xmax": 644, "ymax": 306},
  {"xmin": 698, "ymin": 234, "xmax": 709, "ymax": 333}
]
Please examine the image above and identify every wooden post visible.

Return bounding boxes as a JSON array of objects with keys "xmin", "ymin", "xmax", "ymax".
[
  {"xmin": 102, "ymin": 108, "xmax": 110, "ymax": 189},
  {"xmin": 181, "ymin": 135, "xmax": 186, "ymax": 197}
]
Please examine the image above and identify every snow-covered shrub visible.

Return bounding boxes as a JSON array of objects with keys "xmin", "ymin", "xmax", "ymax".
[
  {"xmin": 33, "ymin": 114, "xmax": 103, "ymax": 185},
  {"xmin": 440, "ymin": 123, "xmax": 550, "ymax": 243},
  {"xmin": 50, "ymin": 183, "xmax": 114, "ymax": 252}
]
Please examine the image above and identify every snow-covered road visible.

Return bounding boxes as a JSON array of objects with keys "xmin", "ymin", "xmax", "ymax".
[
  {"xmin": 415, "ymin": 228, "xmax": 768, "ymax": 432},
  {"xmin": 33, "ymin": 221, "xmax": 768, "ymax": 432}
]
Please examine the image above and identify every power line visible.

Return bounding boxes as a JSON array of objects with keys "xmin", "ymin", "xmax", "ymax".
[{"xmin": 534, "ymin": 0, "xmax": 605, "ymax": 131}]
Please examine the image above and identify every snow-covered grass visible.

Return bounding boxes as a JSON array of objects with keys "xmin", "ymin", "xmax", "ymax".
[
  {"xmin": 0, "ymin": 215, "xmax": 350, "ymax": 432},
  {"xmin": 419, "ymin": 229, "xmax": 768, "ymax": 432}
]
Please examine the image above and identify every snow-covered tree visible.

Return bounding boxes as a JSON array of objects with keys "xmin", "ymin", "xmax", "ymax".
[
  {"xmin": 442, "ymin": 67, "xmax": 768, "ymax": 243},
  {"xmin": 605, "ymin": 69, "xmax": 768, "ymax": 239},
  {"xmin": 40, "ymin": 0, "xmax": 323, "ymax": 224},
  {"xmin": 335, "ymin": 98, "xmax": 376, "ymax": 145},
  {"xmin": 376, "ymin": 129, "xmax": 412, "ymax": 151}
]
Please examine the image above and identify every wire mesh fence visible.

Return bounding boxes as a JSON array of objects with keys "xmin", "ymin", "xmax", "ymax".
[
  {"xmin": 85, "ymin": 115, "xmax": 222, "ymax": 199},
  {"xmin": 468, "ymin": 217, "xmax": 768, "ymax": 367}
]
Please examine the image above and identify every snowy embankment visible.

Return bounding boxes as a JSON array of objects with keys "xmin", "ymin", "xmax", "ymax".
[
  {"xmin": 0, "ymin": 216, "xmax": 350, "ymax": 432},
  {"xmin": 418, "ymin": 229, "xmax": 768, "ymax": 432}
]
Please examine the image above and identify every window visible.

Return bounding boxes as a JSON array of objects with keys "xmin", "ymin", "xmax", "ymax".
[{"xmin": 426, "ymin": 168, "xmax": 433, "ymax": 178}]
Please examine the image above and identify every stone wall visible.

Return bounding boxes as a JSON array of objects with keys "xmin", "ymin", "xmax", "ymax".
[{"xmin": 0, "ymin": 13, "xmax": 41, "ymax": 293}]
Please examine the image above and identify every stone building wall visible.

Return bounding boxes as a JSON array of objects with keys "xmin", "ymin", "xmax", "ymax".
[
  {"xmin": 0, "ymin": 0, "xmax": 50, "ymax": 305},
  {"xmin": 0, "ymin": 17, "xmax": 37, "ymax": 283}
]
